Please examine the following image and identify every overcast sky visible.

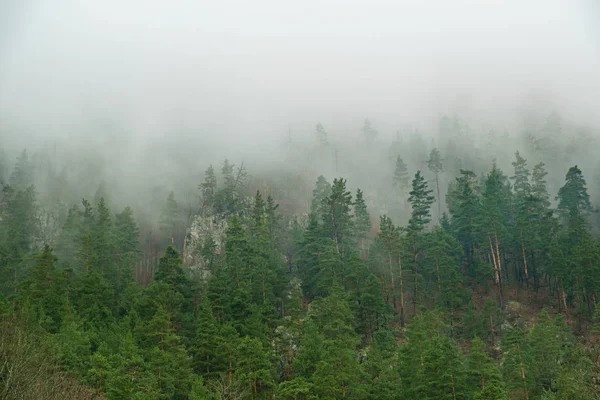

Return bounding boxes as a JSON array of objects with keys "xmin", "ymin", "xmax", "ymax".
[{"xmin": 1, "ymin": 0, "xmax": 599, "ymax": 147}]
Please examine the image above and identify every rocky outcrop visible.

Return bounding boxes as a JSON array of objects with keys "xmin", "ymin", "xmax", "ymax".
[{"xmin": 184, "ymin": 214, "xmax": 228, "ymax": 277}]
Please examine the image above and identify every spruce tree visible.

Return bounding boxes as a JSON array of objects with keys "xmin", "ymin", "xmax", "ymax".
[
  {"xmin": 113, "ymin": 206, "xmax": 139, "ymax": 296},
  {"xmin": 139, "ymin": 305, "xmax": 194, "ymax": 399},
  {"xmin": 354, "ymin": 188, "xmax": 371, "ymax": 257},
  {"xmin": 398, "ymin": 312, "xmax": 467, "ymax": 399},
  {"xmin": 0, "ymin": 184, "xmax": 38, "ymax": 297},
  {"xmin": 511, "ymin": 151, "xmax": 531, "ymax": 200},
  {"xmin": 310, "ymin": 175, "xmax": 331, "ymax": 215},
  {"xmin": 362, "ymin": 118, "xmax": 378, "ymax": 143},
  {"xmin": 467, "ymin": 337, "xmax": 506, "ymax": 399},
  {"xmin": 423, "ymin": 227, "xmax": 464, "ymax": 309},
  {"xmin": 393, "ymin": 156, "xmax": 409, "ymax": 190},
  {"xmin": 160, "ymin": 191, "xmax": 181, "ymax": 248},
  {"xmin": 9, "ymin": 149, "xmax": 34, "ymax": 190},
  {"xmin": 557, "ymin": 165, "xmax": 592, "ymax": 224},
  {"xmin": 199, "ymin": 164, "xmax": 218, "ymax": 213},
  {"xmin": 531, "ymin": 162, "xmax": 551, "ymax": 208},
  {"xmin": 315, "ymin": 122, "xmax": 328, "ymax": 146},
  {"xmin": 236, "ymin": 336, "xmax": 274, "ymax": 395},
  {"xmin": 93, "ymin": 197, "xmax": 114, "ymax": 278},
  {"xmin": 192, "ymin": 301, "xmax": 221, "ymax": 375},
  {"xmin": 449, "ymin": 169, "xmax": 481, "ymax": 276}
]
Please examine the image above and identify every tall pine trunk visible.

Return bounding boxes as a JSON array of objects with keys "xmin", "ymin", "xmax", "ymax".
[{"xmin": 398, "ymin": 252, "xmax": 405, "ymax": 327}]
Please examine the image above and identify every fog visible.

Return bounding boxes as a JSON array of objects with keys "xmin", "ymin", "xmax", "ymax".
[
  {"xmin": 1, "ymin": 0, "xmax": 600, "ymax": 224},
  {"xmin": 3, "ymin": 0, "xmax": 600, "ymax": 137}
]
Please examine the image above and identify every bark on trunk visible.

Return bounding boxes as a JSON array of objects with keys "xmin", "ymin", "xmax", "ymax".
[
  {"xmin": 398, "ymin": 252, "xmax": 405, "ymax": 327},
  {"xmin": 521, "ymin": 243, "xmax": 528, "ymax": 285}
]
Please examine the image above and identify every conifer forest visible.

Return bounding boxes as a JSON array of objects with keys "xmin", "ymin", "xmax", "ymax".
[{"xmin": 2, "ymin": 1, "xmax": 600, "ymax": 399}]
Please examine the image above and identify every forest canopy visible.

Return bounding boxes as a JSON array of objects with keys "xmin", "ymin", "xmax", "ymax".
[{"xmin": 1, "ymin": 109, "xmax": 600, "ymax": 399}]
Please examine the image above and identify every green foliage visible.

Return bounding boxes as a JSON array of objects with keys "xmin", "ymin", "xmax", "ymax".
[
  {"xmin": 199, "ymin": 164, "xmax": 218, "ymax": 213},
  {"xmin": 310, "ymin": 175, "xmax": 331, "ymax": 215},
  {"xmin": 557, "ymin": 165, "xmax": 592, "ymax": 217},
  {"xmin": 408, "ymin": 170, "xmax": 435, "ymax": 232},
  {"xmin": 467, "ymin": 337, "xmax": 506, "ymax": 399},
  {"xmin": 399, "ymin": 311, "xmax": 468, "ymax": 399},
  {"xmin": 393, "ymin": 156, "xmax": 409, "ymax": 190},
  {"xmin": 448, "ymin": 169, "xmax": 481, "ymax": 275},
  {"xmin": 427, "ymin": 147, "xmax": 443, "ymax": 175},
  {"xmin": 9, "ymin": 149, "xmax": 34, "ymax": 189},
  {"xmin": 3, "ymin": 145, "xmax": 600, "ymax": 400},
  {"xmin": 353, "ymin": 188, "xmax": 371, "ymax": 240},
  {"xmin": 159, "ymin": 191, "xmax": 181, "ymax": 248},
  {"xmin": 315, "ymin": 122, "xmax": 328, "ymax": 146}
]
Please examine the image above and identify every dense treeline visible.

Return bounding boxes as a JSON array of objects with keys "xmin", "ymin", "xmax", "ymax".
[{"xmin": 1, "ymin": 114, "xmax": 600, "ymax": 399}]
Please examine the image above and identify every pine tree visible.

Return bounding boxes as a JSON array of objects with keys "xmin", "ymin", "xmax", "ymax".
[
  {"xmin": 531, "ymin": 162, "xmax": 551, "ymax": 208},
  {"xmin": 376, "ymin": 215, "xmax": 404, "ymax": 324},
  {"xmin": 511, "ymin": 151, "xmax": 537, "ymax": 287},
  {"xmin": 478, "ymin": 163, "xmax": 512, "ymax": 307},
  {"xmin": 321, "ymin": 178, "xmax": 354, "ymax": 256},
  {"xmin": 428, "ymin": 147, "xmax": 444, "ymax": 217},
  {"xmin": 555, "ymin": 166, "xmax": 594, "ymax": 311},
  {"xmin": 408, "ymin": 170, "xmax": 435, "ymax": 233}
]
